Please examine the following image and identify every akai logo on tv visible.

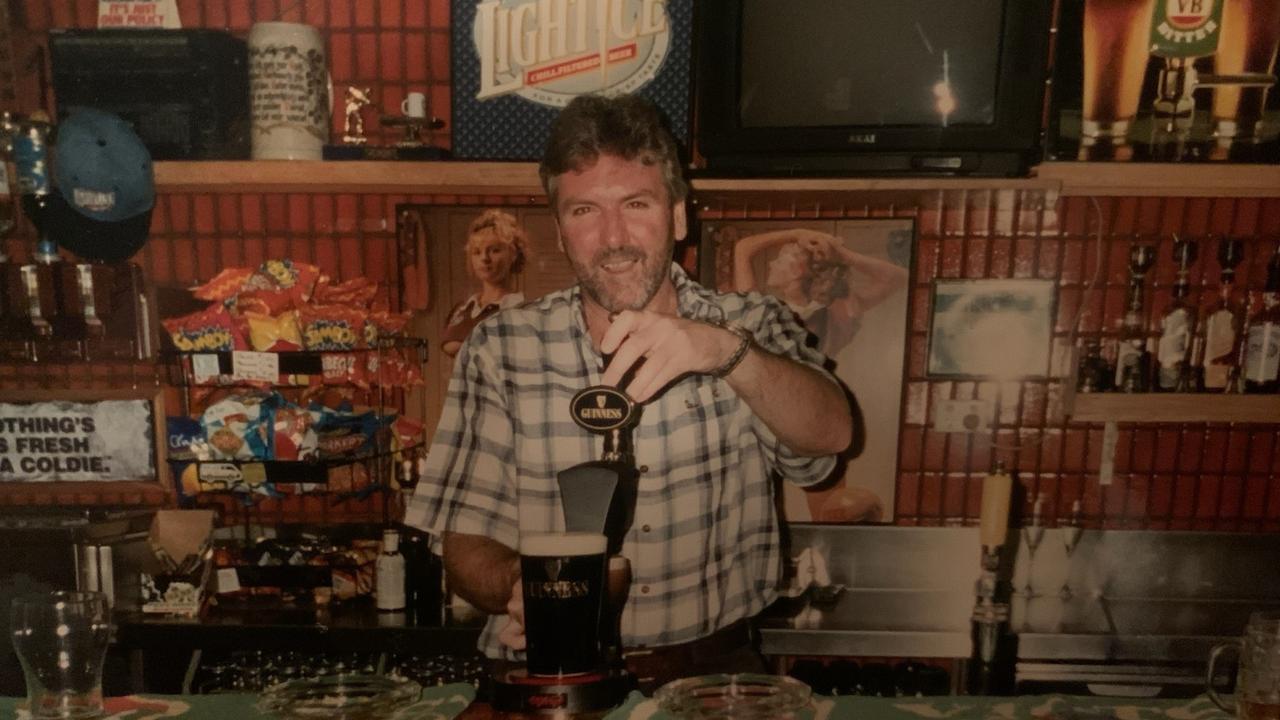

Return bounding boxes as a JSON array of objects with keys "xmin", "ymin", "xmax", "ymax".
[{"xmin": 473, "ymin": 0, "xmax": 672, "ymax": 107}]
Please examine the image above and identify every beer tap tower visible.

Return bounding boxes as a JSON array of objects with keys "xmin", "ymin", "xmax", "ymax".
[
  {"xmin": 968, "ymin": 462, "xmax": 1016, "ymax": 695},
  {"xmin": 490, "ymin": 383, "xmax": 640, "ymax": 716}
]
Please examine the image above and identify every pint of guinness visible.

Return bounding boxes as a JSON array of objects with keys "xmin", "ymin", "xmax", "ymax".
[{"xmin": 520, "ymin": 532, "xmax": 608, "ymax": 676}]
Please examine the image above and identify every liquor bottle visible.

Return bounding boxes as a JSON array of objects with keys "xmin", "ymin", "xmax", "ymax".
[
  {"xmin": 1114, "ymin": 245, "xmax": 1156, "ymax": 392},
  {"xmin": 12, "ymin": 112, "xmax": 57, "ymax": 262},
  {"xmin": 1243, "ymin": 252, "xmax": 1280, "ymax": 394},
  {"xmin": 1201, "ymin": 239, "xmax": 1245, "ymax": 392},
  {"xmin": 1155, "ymin": 239, "xmax": 1198, "ymax": 391},
  {"xmin": 376, "ymin": 528, "xmax": 407, "ymax": 612},
  {"xmin": 401, "ymin": 528, "xmax": 443, "ymax": 626}
]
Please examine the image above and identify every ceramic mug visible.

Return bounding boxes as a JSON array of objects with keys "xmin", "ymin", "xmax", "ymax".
[
  {"xmin": 1207, "ymin": 611, "xmax": 1280, "ymax": 720},
  {"xmin": 248, "ymin": 21, "xmax": 330, "ymax": 160},
  {"xmin": 401, "ymin": 92, "xmax": 427, "ymax": 119}
]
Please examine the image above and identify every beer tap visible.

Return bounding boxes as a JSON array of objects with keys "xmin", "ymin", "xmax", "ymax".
[{"xmin": 969, "ymin": 461, "xmax": 1014, "ymax": 695}]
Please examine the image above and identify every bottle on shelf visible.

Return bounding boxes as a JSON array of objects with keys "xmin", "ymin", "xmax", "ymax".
[
  {"xmin": 1155, "ymin": 238, "xmax": 1198, "ymax": 392},
  {"xmin": 1075, "ymin": 339, "xmax": 1112, "ymax": 393},
  {"xmin": 1201, "ymin": 238, "xmax": 1246, "ymax": 392},
  {"xmin": 1114, "ymin": 244, "xmax": 1156, "ymax": 392},
  {"xmin": 376, "ymin": 528, "xmax": 407, "ymax": 612},
  {"xmin": 13, "ymin": 111, "xmax": 57, "ymax": 264},
  {"xmin": 1243, "ymin": 251, "xmax": 1280, "ymax": 394}
]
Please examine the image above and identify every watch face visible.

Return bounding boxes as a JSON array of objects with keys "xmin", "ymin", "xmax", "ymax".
[{"xmin": 570, "ymin": 385, "xmax": 636, "ymax": 433}]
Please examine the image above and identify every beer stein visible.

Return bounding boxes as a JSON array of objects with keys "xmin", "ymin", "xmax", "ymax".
[{"xmin": 1207, "ymin": 611, "xmax": 1280, "ymax": 720}]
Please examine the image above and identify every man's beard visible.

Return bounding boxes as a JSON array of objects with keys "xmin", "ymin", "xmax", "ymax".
[{"xmin": 572, "ymin": 237, "xmax": 673, "ymax": 312}]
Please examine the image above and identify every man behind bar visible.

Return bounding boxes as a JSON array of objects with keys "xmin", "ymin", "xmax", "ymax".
[{"xmin": 405, "ymin": 93, "xmax": 854, "ymax": 691}]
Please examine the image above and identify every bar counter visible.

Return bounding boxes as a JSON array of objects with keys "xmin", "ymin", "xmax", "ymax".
[{"xmin": 6, "ymin": 690, "xmax": 1233, "ymax": 719}]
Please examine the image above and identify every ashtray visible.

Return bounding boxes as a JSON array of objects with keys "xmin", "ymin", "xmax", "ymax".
[
  {"xmin": 257, "ymin": 673, "xmax": 422, "ymax": 720},
  {"xmin": 655, "ymin": 673, "xmax": 813, "ymax": 720}
]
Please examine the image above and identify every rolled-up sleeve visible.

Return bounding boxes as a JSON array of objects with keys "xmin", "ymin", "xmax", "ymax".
[{"xmin": 739, "ymin": 295, "xmax": 841, "ymax": 487}]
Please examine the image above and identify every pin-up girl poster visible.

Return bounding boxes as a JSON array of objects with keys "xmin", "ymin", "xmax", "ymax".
[{"xmin": 704, "ymin": 219, "xmax": 913, "ymax": 522}]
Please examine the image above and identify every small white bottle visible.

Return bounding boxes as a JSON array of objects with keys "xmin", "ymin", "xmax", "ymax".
[{"xmin": 376, "ymin": 528, "xmax": 406, "ymax": 612}]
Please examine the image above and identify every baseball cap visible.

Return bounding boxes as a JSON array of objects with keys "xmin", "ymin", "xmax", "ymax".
[
  {"xmin": 54, "ymin": 108, "xmax": 154, "ymax": 223},
  {"xmin": 49, "ymin": 109, "xmax": 155, "ymax": 262}
]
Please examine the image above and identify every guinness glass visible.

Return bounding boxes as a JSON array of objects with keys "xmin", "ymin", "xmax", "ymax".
[{"xmin": 520, "ymin": 532, "xmax": 607, "ymax": 677}]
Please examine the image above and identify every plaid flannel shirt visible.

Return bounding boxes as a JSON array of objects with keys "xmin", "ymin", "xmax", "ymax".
[{"xmin": 404, "ymin": 264, "xmax": 839, "ymax": 657}]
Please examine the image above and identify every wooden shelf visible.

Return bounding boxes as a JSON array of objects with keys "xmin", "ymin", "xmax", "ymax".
[
  {"xmin": 151, "ymin": 160, "xmax": 1280, "ymax": 199},
  {"xmin": 1036, "ymin": 162, "xmax": 1280, "ymax": 198},
  {"xmin": 1066, "ymin": 392, "xmax": 1280, "ymax": 423},
  {"xmin": 153, "ymin": 160, "xmax": 545, "ymax": 195}
]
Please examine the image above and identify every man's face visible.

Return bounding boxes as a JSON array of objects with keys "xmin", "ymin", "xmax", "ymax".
[{"xmin": 554, "ymin": 154, "xmax": 687, "ymax": 313}]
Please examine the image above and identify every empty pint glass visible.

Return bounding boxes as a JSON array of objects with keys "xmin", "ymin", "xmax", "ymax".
[
  {"xmin": 1208, "ymin": 611, "xmax": 1280, "ymax": 720},
  {"xmin": 520, "ymin": 532, "xmax": 607, "ymax": 676},
  {"xmin": 10, "ymin": 591, "xmax": 111, "ymax": 720}
]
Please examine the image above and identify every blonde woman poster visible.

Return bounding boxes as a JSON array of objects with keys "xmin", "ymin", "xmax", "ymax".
[{"xmin": 707, "ymin": 219, "xmax": 912, "ymax": 522}]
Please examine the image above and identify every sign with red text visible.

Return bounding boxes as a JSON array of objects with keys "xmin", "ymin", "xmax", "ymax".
[
  {"xmin": 452, "ymin": 0, "xmax": 692, "ymax": 159},
  {"xmin": 0, "ymin": 399, "xmax": 156, "ymax": 482},
  {"xmin": 97, "ymin": 0, "xmax": 181, "ymax": 29}
]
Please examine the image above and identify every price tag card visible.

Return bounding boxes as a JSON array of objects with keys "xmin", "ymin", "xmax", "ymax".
[
  {"xmin": 192, "ymin": 354, "xmax": 221, "ymax": 385},
  {"xmin": 216, "ymin": 568, "xmax": 241, "ymax": 594},
  {"xmin": 232, "ymin": 351, "xmax": 279, "ymax": 384}
]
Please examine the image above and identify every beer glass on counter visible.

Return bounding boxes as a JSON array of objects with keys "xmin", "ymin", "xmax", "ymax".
[
  {"xmin": 1081, "ymin": 0, "xmax": 1157, "ymax": 155},
  {"xmin": 1212, "ymin": 0, "xmax": 1280, "ymax": 144},
  {"xmin": 1208, "ymin": 611, "xmax": 1280, "ymax": 720},
  {"xmin": 10, "ymin": 591, "xmax": 111, "ymax": 720},
  {"xmin": 519, "ymin": 532, "xmax": 608, "ymax": 677}
]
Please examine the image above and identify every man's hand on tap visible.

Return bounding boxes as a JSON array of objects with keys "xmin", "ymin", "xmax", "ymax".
[{"xmin": 600, "ymin": 310, "xmax": 748, "ymax": 403}]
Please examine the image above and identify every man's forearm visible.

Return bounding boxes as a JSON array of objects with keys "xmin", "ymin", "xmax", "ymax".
[
  {"xmin": 443, "ymin": 531, "xmax": 521, "ymax": 614},
  {"xmin": 725, "ymin": 344, "xmax": 854, "ymax": 457}
]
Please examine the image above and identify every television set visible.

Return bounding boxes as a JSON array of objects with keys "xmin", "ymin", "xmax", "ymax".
[{"xmin": 694, "ymin": 0, "xmax": 1053, "ymax": 176}]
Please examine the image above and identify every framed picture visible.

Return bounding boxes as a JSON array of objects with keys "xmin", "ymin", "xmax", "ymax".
[
  {"xmin": 701, "ymin": 218, "xmax": 915, "ymax": 523},
  {"xmin": 926, "ymin": 279, "xmax": 1057, "ymax": 379},
  {"xmin": 398, "ymin": 204, "xmax": 572, "ymax": 438}
]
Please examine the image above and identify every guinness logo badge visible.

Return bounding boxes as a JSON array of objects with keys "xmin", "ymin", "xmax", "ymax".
[{"xmin": 570, "ymin": 385, "xmax": 635, "ymax": 432}]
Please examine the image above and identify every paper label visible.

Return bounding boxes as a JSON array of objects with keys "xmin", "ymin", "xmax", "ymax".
[
  {"xmin": 216, "ymin": 567, "xmax": 241, "ymax": 594},
  {"xmin": 98, "ymin": 0, "xmax": 181, "ymax": 29},
  {"xmin": 1244, "ymin": 322, "xmax": 1280, "ymax": 382},
  {"xmin": 191, "ymin": 354, "xmax": 221, "ymax": 384},
  {"xmin": 232, "ymin": 351, "xmax": 279, "ymax": 384}
]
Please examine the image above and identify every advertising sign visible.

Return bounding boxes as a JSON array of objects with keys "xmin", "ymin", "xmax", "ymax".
[
  {"xmin": 1049, "ymin": 0, "xmax": 1280, "ymax": 163},
  {"xmin": 0, "ymin": 399, "xmax": 157, "ymax": 482},
  {"xmin": 452, "ymin": 0, "xmax": 693, "ymax": 160}
]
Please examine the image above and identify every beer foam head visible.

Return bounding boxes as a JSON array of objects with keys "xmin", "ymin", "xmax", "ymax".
[{"xmin": 521, "ymin": 532, "xmax": 606, "ymax": 557}]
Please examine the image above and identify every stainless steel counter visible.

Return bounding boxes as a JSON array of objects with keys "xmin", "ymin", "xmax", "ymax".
[{"xmin": 758, "ymin": 524, "xmax": 1280, "ymax": 665}]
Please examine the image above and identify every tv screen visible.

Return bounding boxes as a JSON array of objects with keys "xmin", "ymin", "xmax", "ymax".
[
  {"xmin": 695, "ymin": 0, "xmax": 1051, "ymax": 175},
  {"xmin": 739, "ymin": 0, "xmax": 1003, "ymax": 129}
]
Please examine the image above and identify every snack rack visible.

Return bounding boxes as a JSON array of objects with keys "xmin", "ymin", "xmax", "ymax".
[{"xmin": 161, "ymin": 337, "xmax": 429, "ymax": 529}]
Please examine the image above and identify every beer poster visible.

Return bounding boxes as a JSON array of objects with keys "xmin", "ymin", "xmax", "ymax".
[
  {"xmin": 451, "ymin": 0, "xmax": 693, "ymax": 160},
  {"xmin": 1049, "ymin": 0, "xmax": 1280, "ymax": 163},
  {"xmin": 701, "ymin": 218, "xmax": 915, "ymax": 524}
]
